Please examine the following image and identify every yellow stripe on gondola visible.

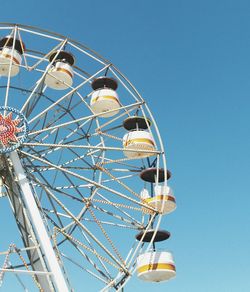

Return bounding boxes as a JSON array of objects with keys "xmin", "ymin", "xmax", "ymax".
[
  {"xmin": 92, "ymin": 95, "xmax": 119, "ymax": 103},
  {"xmin": 145, "ymin": 195, "xmax": 176, "ymax": 204},
  {"xmin": 137, "ymin": 263, "xmax": 176, "ymax": 273},
  {"xmin": 0, "ymin": 53, "xmax": 20, "ymax": 65},
  {"xmin": 54, "ymin": 67, "xmax": 73, "ymax": 78},
  {"xmin": 124, "ymin": 138, "xmax": 155, "ymax": 147}
]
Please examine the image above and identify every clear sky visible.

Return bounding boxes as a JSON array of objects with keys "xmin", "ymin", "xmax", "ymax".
[{"xmin": 1, "ymin": 0, "xmax": 250, "ymax": 291}]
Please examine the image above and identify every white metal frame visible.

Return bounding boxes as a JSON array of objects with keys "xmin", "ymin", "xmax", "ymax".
[
  {"xmin": 0, "ymin": 23, "xmax": 171, "ymax": 292},
  {"xmin": 10, "ymin": 151, "xmax": 69, "ymax": 292}
]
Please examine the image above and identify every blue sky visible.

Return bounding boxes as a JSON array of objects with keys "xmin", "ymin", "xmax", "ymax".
[{"xmin": 1, "ymin": 0, "xmax": 250, "ymax": 291}]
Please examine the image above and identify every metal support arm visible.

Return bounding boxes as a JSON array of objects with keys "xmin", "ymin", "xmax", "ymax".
[{"xmin": 10, "ymin": 151, "xmax": 69, "ymax": 292}]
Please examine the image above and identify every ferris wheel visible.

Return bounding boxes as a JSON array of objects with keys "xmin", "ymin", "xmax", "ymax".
[{"xmin": 0, "ymin": 23, "xmax": 176, "ymax": 291}]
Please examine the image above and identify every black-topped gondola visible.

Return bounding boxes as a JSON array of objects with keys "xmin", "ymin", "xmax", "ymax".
[
  {"xmin": 49, "ymin": 50, "xmax": 75, "ymax": 66},
  {"xmin": 91, "ymin": 76, "xmax": 118, "ymax": 91},
  {"xmin": 123, "ymin": 116, "xmax": 151, "ymax": 131},
  {"xmin": 136, "ymin": 229, "xmax": 171, "ymax": 243},
  {"xmin": 0, "ymin": 36, "xmax": 25, "ymax": 54},
  {"xmin": 140, "ymin": 167, "xmax": 171, "ymax": 182},
  {"xmin": 45, "ymin": 50, "xmax": 75, "ymax": 90}
]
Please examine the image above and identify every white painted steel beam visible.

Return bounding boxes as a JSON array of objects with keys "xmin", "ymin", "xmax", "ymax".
[
  {"xmin": 10, "ymin": 151, "xmax": 69, "ymax": 292},
  {"xmin": 6, "ymin": 176, "xmax": 54, "ymax": 291}
]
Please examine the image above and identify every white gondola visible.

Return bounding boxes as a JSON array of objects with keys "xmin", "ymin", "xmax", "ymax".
[
  {"xmin": 90, "ymin": 76, "xmax": 120, "ymax": 117},
  {"xmin": 142, "ymin": 185, "xmax": 176, "ymax": 215},
  {"xmin": 90, "ymin": 88, "xmax": 120, "ymax": 117},
  {"xmin": 123, "ymin": 130, "xmax": 155, "ymax": 158},
  {"xmin": 45, "ymin": 62, "xmax": 74, "ymax": 90},
  {"xmin": 0, "ymin": 36, "xmax": 24, "ymax": 77},
  {"xmin": 137, "ymin": 251, "xmax": 176, "ymax": 282},
  {"xmin": 45, "ymin": 51, "xmax": 75, "ymax": 90}
]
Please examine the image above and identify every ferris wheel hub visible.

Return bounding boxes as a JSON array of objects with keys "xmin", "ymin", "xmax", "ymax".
[{"xmin": 0, "ymin": 106, "xmax": 28, "ymax": 154}]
